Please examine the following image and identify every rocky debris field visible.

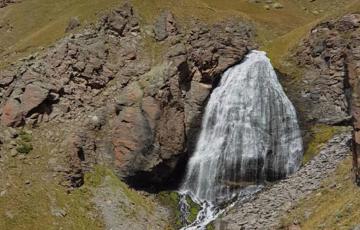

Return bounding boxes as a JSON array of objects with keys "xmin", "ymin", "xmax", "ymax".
[{"xmin": 219, "ymin": 132, "xmax": 352, "ymax": 229}]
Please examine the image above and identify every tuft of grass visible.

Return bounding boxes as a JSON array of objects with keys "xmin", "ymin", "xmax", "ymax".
[
  {"xmin": 16, "ymin": 130, "xmax": 33, "ymax": 154},
  {"xmin": 280, "ymin": 157, "xmax": 360, "ymax": 230}
]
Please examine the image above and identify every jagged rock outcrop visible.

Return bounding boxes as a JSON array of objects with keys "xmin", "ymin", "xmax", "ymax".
[
  {"xmin": 154, "ymin": 11, "xmax": 178, "ymax": 41},
  {"xmin": 0, "ymin": 4, "xmax": 255, "ymax": 188},
  {"xmin": 294, "ymin": 13, "xmax": 360, "ymax": 185},
  {"xmin": 0, "ymin": 3, "xmax": 145, "ymax": 127},
  {"xmin": 109, "ymin": 17, "xmax": 255, "ymax": 187}
]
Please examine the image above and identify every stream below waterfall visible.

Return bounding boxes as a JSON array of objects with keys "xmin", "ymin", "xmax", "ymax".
[{"xmin": 178, "ymin": 50, "xmax": 303, "ymax": 229}]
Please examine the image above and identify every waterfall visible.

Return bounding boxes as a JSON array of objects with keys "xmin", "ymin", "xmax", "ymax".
[{"xmin": 180, "ymin": 50, "xmax": 303, "ymax": 206}]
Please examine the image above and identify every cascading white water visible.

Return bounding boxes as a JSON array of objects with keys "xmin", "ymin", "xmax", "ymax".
[{"xmin": 180, "ymin": 51, "xmax": 303, "ymax": 208}]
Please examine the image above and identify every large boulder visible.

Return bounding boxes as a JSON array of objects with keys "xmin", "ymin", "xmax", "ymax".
[
  {"xmin": 1, "ymin": 98, "xmax": 23, "ymax": 126},
  {"xmin": 1, "ymin": 83, "xmax": 49, "ymax": 126}
]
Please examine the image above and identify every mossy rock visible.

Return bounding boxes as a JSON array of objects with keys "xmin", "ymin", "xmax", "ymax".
[
  {"xmin": 185, "ymin": 195, "xmax": 201, "ymax": 223},
  {"xmin": 157, "ymin": 191, "xmax": 182, "ymax": 229}
]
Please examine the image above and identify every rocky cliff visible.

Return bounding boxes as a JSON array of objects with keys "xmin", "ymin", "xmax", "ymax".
[
  {"xmin": 291, "ymin": 13, "xmax": 360, "ymax": 185},
  {"xmin": 0, "ymin": 4, "xmax": 255, "ymax": 190}
]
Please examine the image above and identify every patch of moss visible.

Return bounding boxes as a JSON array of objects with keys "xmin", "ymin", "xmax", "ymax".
[
  {"xmin": 156, "ymin": 192, "xmax": 202, "ymax": 228},
  {"xmin": 186, "ymin": 195, "xmax": 201, "ymax": 223},
  {"xmin": 303, "ymin": 125, "xmax": 345, "ymax": 164},
  {"xmin": 157, "ymin": 191, "xmax": 182, "ymax": 229},
  {"xmin": 206, "ymin": 222, "xmax": 216, "ymax": 230},
  {"xmin": 280, "ymin": 157, "xmax": 360, "ymax": 230}
]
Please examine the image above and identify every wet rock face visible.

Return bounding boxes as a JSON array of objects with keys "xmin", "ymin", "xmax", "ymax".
[{"xmin": 294, "ymin": 14, "xmax": 359, "ymax": 125}]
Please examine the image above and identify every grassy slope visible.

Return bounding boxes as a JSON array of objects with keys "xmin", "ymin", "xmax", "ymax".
[
  {"xmin": 281, "ymin": 157, "xmax": 360, "ymax": 229},
  {"xmin": 0, "ymin": 127, "xmax": 104, "ymax": 230},
  {"xmin": 0, "ymin": 124, "xmax": 164, "ymax": 230},
  {"xmin": 1, "ymin": 0, "xmax": 356, "ymax": 69}
]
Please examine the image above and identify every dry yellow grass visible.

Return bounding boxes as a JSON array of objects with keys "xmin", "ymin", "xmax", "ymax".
[{"xmin": 1, "ymin": 0, "xmax": 357, "ymax": 70}]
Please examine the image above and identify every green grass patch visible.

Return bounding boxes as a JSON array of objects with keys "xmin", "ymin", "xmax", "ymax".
[
  {"xmin": 303, "ymin": 125, "xmax": 346, "ymax": 164},
  {"xmin": 16, "ymin": 130, "xmax": 33, "ymax": 154},
  {"xmin": 0, "ymin": 138, "xmax": 104, "ymax": 230}
]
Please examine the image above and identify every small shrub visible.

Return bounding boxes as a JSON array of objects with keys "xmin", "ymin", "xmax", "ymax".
[
  {"xmin": 16, "ymin": 130, "xmax": 33, "ymax": 154},
  {"xmin": 18, "ymin": 130, "xmax": 32, "ymax": 142},
  {"xmin": 16, "ymin": 141, "xmax": 33, "ymax": 154}
]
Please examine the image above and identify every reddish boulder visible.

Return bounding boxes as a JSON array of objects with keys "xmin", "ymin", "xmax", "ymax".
[
  {"xmin": 1, "ymin": 83, "xmax": 49, "ymax": 126},
  {"xmin": 112, "ymin": 106, "xmax": 155, "ymax": 175},
  {"xmin": 1, "ymin": 98, "xmax": 23, "ymax": 127},
  {"xmin": 21, "ymin": 84, "xmax": 49, "ymax": 116}
]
